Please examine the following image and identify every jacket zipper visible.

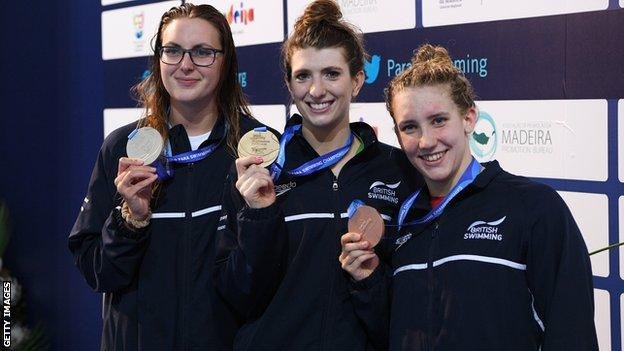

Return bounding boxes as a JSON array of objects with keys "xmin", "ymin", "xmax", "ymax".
[
  {"xmin": 426, "ymin": 221, "xmax": 439, "ymax": 350},
  {"xmin": 320, "ymin": 176, "xmax": 341, "ymax": 351},
  {"xmin": 182, "ymin": 162, "xmax": 195, "ymax": 351}
]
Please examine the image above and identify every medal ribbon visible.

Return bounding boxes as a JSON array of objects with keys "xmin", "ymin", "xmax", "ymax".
[
  {"xmin": 128, "ymin": 122, "xmax": 228, "ymax": 180},
  {"xmin": 397, "ymin": 158, "xmax": 481, "ymax": 230},
  {"xmin": 347, "ymin": 199, "xmax": 366, "ymax": 219},
  {"xmin": 269, "ymin": 123, "xmax": 354, "ymax": 181}
]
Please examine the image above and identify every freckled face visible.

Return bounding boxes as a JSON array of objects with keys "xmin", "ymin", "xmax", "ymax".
[{"xmin": 392, "ymin": 84, "xmax": 476, "ymax": 196}]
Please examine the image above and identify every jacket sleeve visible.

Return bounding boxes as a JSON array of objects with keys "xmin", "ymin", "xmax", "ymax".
[
  {"xmin": 68, "ymin": 140, "xmax": 151, "ymax": 293},
  {"xmin": 348, "ymin": 263, "xmax": 391, "ymax": 351},
  {"xmin": 214, "ymin": 173, "xmax": 289, "ymax": 320},
  {"xmin": 525, "ymin": 190, "xmax": 598, "ymax": 351}
]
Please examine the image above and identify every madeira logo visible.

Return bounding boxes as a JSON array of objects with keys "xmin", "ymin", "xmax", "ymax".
[
  {"xmin": 368, "ymin": 181, "xmax": 400, "ymax": 204},
  {"xmin": 470, "ymin": 110, "xmax": 497, "ymax": 162},
  {"xmin": 226, "ymin": 2, "xmax": 255, "ymax": 25},
  {"xmin": 364, "ymin": 54, "xmax": 381, "ymax": 84},
  {"xmin": 463, "ymin": 216, "xmax": 506, "ymax": 241}
]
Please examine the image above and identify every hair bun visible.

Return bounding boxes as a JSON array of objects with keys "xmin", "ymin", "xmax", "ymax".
[
  {"xmin": 411, "ymin": 44, "xmax": 452, "ymax": 66},
  {"xmin": 294, "ymin": 0, "xmax": 342, "ymax": 33}
]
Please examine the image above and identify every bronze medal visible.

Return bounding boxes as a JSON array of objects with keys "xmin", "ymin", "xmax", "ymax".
[{"xmin": 348, "ymin": 205, "xmax": 385, "ymax": 247}]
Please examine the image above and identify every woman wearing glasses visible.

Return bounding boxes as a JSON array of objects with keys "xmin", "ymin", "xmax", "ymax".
[
  {"xmin": 340, "ymin": 44, "xmax": 598, "ymax": 350},
  {"xmin": 215, "ymin": 1, "xmax": 418, "ymax": 350},
  {"xmin": 69, "ymin": 4, "xmax": 265, "ymax": 350}
]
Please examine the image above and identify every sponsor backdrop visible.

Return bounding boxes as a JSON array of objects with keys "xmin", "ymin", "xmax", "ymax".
[
  {"xmin": 99, "ymin": 1, "xmax": 624, "ymax": 349},
  {"xmin": 1, "ymin": 0, "xmax": 622, "ymax": 350}
]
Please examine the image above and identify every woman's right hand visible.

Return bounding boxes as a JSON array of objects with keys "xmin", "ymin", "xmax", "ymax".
[
  {"xmin": 235, "ymin": 156, "xmax": 276, "ymax": 209},
  {"xmin": 339, "ymin": 232, "xmax": 379, "ymax": 282},
  {"xmin": 114, "ymin": 157, "xmax": 158, "ymax": 220}
]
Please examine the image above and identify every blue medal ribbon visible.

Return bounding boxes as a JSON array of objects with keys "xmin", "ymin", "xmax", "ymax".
[
  {"xmin": 269, "ymin": 123, "xmax": 354, "ymax": 181},
  {"xmin": 269, "ymin": 124, "xmax": 301, "ymax": 180},
  {"xmin": 347, "ymin": 199, "xmax": 366, "ymax": 219},
  {"xmin": 397, "ymin": 158, "xmax": 482, "ymax": 230},
  {"xmin": 155, "ymin": 141, "xmax": 222, "ymax": 180},
  {"xmin": 128, "ymin": 122, "xmax": 227, "ymax": 181}
]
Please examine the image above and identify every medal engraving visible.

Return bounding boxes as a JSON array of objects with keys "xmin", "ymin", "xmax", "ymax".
[
  {"xmin": 238, "ymin": 130, "xmax": 280, "ymax": 167},
  {"xmin": 126, "ymin": 127, "xmax": 164, "ymax": 165},
  {"xmin": 348, "ymin": 205, "xmax": 385, "ymax": 247}
]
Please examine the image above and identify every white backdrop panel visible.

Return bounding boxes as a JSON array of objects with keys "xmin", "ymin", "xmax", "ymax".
[
  {"xmin": 103, "ymin": 108, "xmax": 143, "ymax": 138},
  {"xmin": 558, "ymin": 191, "xmax": 609, "ymax": 277},
  {"xmin": 287, "ymin": 0, "xmax": 415, "ymax": 35},
  {"xmin": 250, "ymin": 104, "xmax": 287, "ymax": 133},
  {"xmin": 594, "ymin": 289, "xmax": 610, "ymax": 351},
  {"xmin": 473, "ymin": 100, "xmax": 608, "ymax": 181},
  {"xmin": 619, "ymin": 100, "xmax": 623, "ymax": 182},
  {"xmin": 423, "ymin": 0, "xmax": 608, "ymax": 27},
  {"xmin": 102, "ymin": 1, "xmax": 181, "ymax": 60},
  {"xmin": 194, "ymin": 0, "xmax": 284, "ymax": 46}
]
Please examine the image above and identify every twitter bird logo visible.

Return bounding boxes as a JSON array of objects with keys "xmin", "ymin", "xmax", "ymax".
[{"xmin": 364, "ymin": 54, "xmax": 381, "ymax": 84}]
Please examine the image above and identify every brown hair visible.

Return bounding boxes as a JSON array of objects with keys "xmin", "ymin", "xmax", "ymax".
[
  {"xmin": 281, "ymin": 0, "xmax": 366, "ymax": 81},
  {"xmin": 385, "ymin": 44, "xmax": 475, "ymax": 118},
  {"xmin": 132, "ymin": 3, "xmax": 251, "ymax": 154}
]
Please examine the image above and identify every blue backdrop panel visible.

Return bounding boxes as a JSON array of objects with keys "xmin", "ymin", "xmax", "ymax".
[
  {"xmin": 237, "ymin": 43, "xmax": 290, "ymax": 104},
  {"xmin": 0, "ymin": 1, "xmax": 622, "ymax": 350}
]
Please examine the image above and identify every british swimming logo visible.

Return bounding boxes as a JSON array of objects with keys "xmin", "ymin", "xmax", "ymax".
[
  {"xmin": 463, "ymin": 216, "xmax": 506, "ymax": 241},
  {"xmin": 470, "ymin": 111, "xmax": 497, "ymax": 162},
  {"xmin": 368, "ymin": 180, "xmax": 400, "ymax": 204}
]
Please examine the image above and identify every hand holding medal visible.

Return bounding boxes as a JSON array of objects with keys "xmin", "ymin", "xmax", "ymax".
[
  {"xmin": 126, "ymin": 127, "xmax": 164, "ymax": 165},
  {"xmin": 237, "ymin": 128, "xmax": 280, "ymax": 167},
  {"xmin": 115, "ymin": 127, "xmax": 161, "ymax": 223},
  {"xmin": 348, "ymin": 204, "xmax": 385, "ymax": 248},
  {"xmin": 340, "ymin": 200, "xmax": 385, "ymax": 281},
  {"xmin": 235, "ymin": 128, "xmax": 280, "ymax": 209}
]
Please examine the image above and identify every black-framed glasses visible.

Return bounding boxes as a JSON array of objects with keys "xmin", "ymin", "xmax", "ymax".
[{"xmin": 159, "ymin": 46, "xmax": 223, "ymax": 67}]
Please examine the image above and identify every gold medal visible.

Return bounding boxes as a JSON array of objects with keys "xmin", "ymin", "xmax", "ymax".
[{"xmin": 237, "ymin": 129, "xmax": 280, "ymax": 168}]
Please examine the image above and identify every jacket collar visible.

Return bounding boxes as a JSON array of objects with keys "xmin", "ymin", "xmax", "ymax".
[
  {"xmin": 406, "ymin": 160, "xmax": 503, "ymax": 214},
  {"xmin": 286, "ymin": 113, "xmax": 379, "ymax": 151},
  {"xmin": 167, "ymin": 116, "xmax": 227, "ymax": 154}
]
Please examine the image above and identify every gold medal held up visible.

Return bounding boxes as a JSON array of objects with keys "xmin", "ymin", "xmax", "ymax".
[{"xmin": 237, "ymin": 129, "xmax": 279, "ymax": 168}]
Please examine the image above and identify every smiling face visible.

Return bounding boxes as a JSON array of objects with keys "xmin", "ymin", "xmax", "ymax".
[
  {"xmin": 287, "ymin": 47, "xmax": 364, "ymax": 135},
  {"xmin": 159, "ymin": 18, "xmax": 223, "ymax": 110},
  {"xmin": 392, "ymin": 84, "xmax": 477, "ymax": 196}
]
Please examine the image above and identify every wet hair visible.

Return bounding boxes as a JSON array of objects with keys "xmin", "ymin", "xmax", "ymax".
[
  {"xmin": 281, "ymin": 0, "xmax": 366, "ymax": 80},
  {"xmin": 131, "ymin": 3, "xmax": 251, "ymax": 154},
  {"xmin": 385, "ymin": 44, "xmax": 476, "ymax": 118}
]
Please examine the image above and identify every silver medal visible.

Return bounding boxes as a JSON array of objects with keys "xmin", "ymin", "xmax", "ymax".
[{"xmin": 126, "ymin": 127, "xmax": 164, "ymax": 165}]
